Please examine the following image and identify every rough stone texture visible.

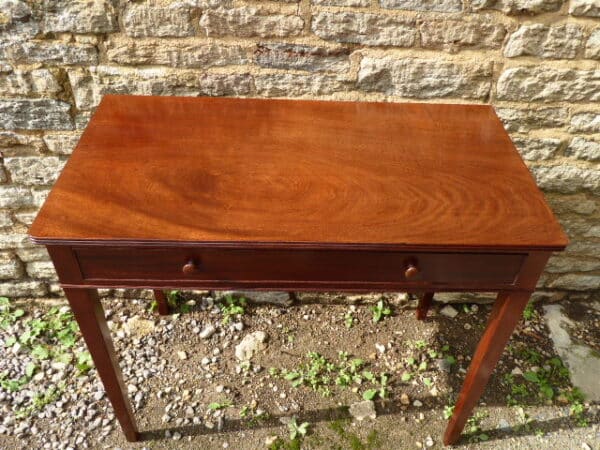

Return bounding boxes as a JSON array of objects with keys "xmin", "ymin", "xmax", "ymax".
[
  {"xmin": 0, "ymin": 280, "xmax": 47, "ymax": 297},
  {"xmin": 504, "ymin": 24, "xmax": 584, "ymax": 59},
  {"xmin": 16, "ymin": 247, "xmax": 49, "ymax": 262},
  {"xmin": 585, "ymin": 29, "xmax": 600, "ymax": 59},
  {"xmin": 566, "ymin": 137, "xmax": 600, "ymax": 162},
  {"xmin": 358, "ymin": 57, "xmax": 492, "ymax": 99},
  {"xmin": 25, "ymin": 261, "xmax": 57, "ymax": 280},
  {"xmin": 513, "ymin": 137, "xmax": 562, "ymax": 160},
  {"xmin": 473, "ymin": 0, "xmax": 563, "ymax": 15},
  {"xmin": 496, "ymin": 107, "xmax": 568, "ymax": 132},
  {"xmin": 0, "ymin": 211, "xmax": 13, "ymax": 228},
  {"xmin": 533, "ymin": 166, "xmax": 600, "ymax": 194},
  {"xmin": 0, "ymin": 69, "xmax": 60, "ymax": 96},
  {"xmin": 381, "ymin": 0, "xmax": 462, "ymax": 12},
  {"xmin": 43, "ymin": 134, "xmax": 81, "ymax": 155},
  {"xmin": 200, "ymin": 7, "xmax": 304, "ymax": 38},
  {"xmin": 312, "ymin": 11, "xmax": 417, "ymax": 46},
  {"xmin": 549, "ymin": 274, "xmax": 600, "ymax": 290},
  {"xmin": 43, "ymin": 0, "xmax": 117, "ymax": 34},
  {"xmin": 123, "ymin": 2, "xmax": 195, "ymax": 38},
  {"xmin": 313, "ymin": 0, "xmax": 371, "ymax": 5},
  {"xmin": 256, "ymin": 43, "xmax": 351, "ymax": 72},
  {"xmin": 1, "ymin": 41, "xmax": 98, "ymax": 66},
  {"xmin": 0, "ymin": 252, "xmax": 23, "ymax": 279},
  {"xmin": 0, "ymin": 99, "xmax": 72, "ymax": 130},
  {"xmin": 0, "ymin": 186, "xmax": 32, "ymax": 208},
  {"xmin": 235, "ymin": 331, "xmax": 268, "ymax": 361},
  {"xmin": 0, "ymin": 232, "xmax": 29, "ymax": 250},
  {"xmin": 570, "ymin": 112, "xmax": 600, "ymax": 133},
  {"xmin": 497, "ymin": 67, "xmax": 600, "ymax": 102},
  {"xmin": 69, "ymin": 66, "xmax": 254, "ymax": 110},
  {"xmin": 570, "ymin": 0, "xmax": 600, "ymax": 17},
  {"xmin": 546, "ymin": 256, "xmax": 600, "ymax": 273},
  {"xmin": 0, "ymin": 0, "xmax": 598, "ymax": 297},
  {"xmin": 0, "ymin": 0, "xmax": 39, "ymax": 42},
  {"xmin": 0, "ymin": 131, "xmax": 44, "ymax": 151},
  {"xmin": 256, "ymin": 73, "xmax": 348, "ymax": 97},
  {"xmin": 420, "ymin": 17, "xmax": 506, "ymax": 52},
  {"xmin": 4, "ymin": 157, "xmax": 66, "ymax": 186},
  {"xmin": 106, "ymin": 38, "xmax": 248, "ymax": 68}
]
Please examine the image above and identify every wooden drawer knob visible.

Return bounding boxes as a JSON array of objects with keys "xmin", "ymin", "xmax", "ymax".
[
  {"xmin": 404, "ymin": 262, "xmax": 419, "ymax": 279},
  {"xmin": 182, "ymin": 260, "xmax": 198, "ymax": 274}
]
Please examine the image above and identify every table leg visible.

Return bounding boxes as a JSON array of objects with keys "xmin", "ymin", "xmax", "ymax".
[
  {"xmin": 443, "ymin": 290, "xmax": 531, "ymax": 445},
  {"xmin": 64, "ymin": 288, "xmax": 140, "ymax": 442},
  {"xmin": 153, "ymin": 289, "xmax": 170, "ymax": 315},
  {"xmin": 416, "ymin": 292, "xmax": 434, "ymax": 320}
]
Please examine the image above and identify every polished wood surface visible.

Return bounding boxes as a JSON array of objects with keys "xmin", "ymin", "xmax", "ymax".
[
  {"xmin": 63, "ymin": 287, "xmax": 139, "ymax": 442},
  {"xmin": 153, "ymin": 290, "xmax": 169, "ymax": 315},
  {"xmin": 29, "ymin": 95, "xmax": 567, "ymax": 251},
  {"xmin": 32, "ymin": 97, "xmax": 566, "ymax": 445},
  {"xmin": 71, "ymin": 246, "xmax": 525, "ymax": 290},
  {"xmin": 416, "ymin": 292, "xmax": 434, "ymax": 320}
]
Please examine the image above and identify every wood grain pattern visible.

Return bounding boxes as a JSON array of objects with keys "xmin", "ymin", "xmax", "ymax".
[
  {"xmin": 416, "ymin": 292, "xmax": 434, "ymax": 320},
  {"xmin": 444, "ymin": 290, "xmax": 532, "ymax": 445},
  {"xmin": 63, "ymin": 288, "xmax": 139, "ymax": 442},
  {"xmin": 153, "ymin": 290, "xmax": 169, "ymax": 315},
  {"xmin": 29, "ymin": 96, "xmax": 568, "ymax": 251},
  {"xmin": 72, "ymin": 246, "xmax": 525, "ymax": 288},
  {"xmin": 31, "ymin": 98, "xmax": 566, "ymax": 445}
]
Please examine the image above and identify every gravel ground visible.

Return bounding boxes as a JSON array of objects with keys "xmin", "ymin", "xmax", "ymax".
[{"xmin": 0, "ymin": 293, "xmax": 598, "ymax": 450}]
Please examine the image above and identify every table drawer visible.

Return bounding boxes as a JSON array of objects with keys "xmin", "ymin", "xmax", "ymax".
[{"xmin": 72, "ymin": 247, "xmax": 525, "ymax": 289}]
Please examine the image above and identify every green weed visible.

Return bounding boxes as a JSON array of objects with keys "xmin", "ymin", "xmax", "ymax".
[
  {"xmin": 370, "ymin": 300, "xmax": 392, "ymax": 323},
  {"xmin": 218, "ymin": 295, "xmax": 247, "ymax": 324}
]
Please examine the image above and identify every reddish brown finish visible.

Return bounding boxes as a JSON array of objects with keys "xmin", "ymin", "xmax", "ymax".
[
  {"xmin": 182, "ymin": 260, "xmax": 198, "ymax": 275},
  {"xmin": 29, "ymin": 96, "xmax": 567, "ymax": 251},
  {"xmin": 63, "ymin": 287, "xmax": 139, "ymax": 442},
  {"xmin": 153, "ymin": 290, "xmax": 169, "ymax": 315},
  {"xmin": 30, "ymin": 97, "xmax": 567, "ymax": 445},
  {"xmin": 416, "ymin": 292, "xmax": 434, "ymax": 320},
  {"xmin": 71, "ymin": 246, "xmax": 525, "ymax": 289},
  {"xmin": 444, "ymin": 290, "xmax": 532, "ymax": 445},
  {"xmin": 405, "ymin": 263, "xmax": 420, "ymax": 279}
]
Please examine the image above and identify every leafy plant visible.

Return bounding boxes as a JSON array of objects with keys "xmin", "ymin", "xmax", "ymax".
[
  {"xmin": 522, "ymin": 302, "xmax": 537, "ymax": 321},
  {"xmin": 466, "ymin": 411, "xmax": 489, "ymax": 443},
  {"xmin": 344, "ymin": 310, "xmax": 357, "ymax": 328},
  {"xmin": 0, "ymin": 297, "xmax": 24, "ymax": 329},
  {"xmin": 15, "ymin": 384, "xmax": 64, "ymax": 418},
  {"xmin": 279, "ymin": 351, "xmax": 389, "ymax": 400},
  {"xmin": 328, "ymin": 420, "xmax": 381, "ymax": 450},
  {"xmin": 208, "ymin": 399, "xmax": 233, "ymax": 411},
  {"xmin": 218, "ymin": 295, "xmax": 247, "ymax": 324},
  {"xmin": 288, "ymin": 417, "xmax": 309, "ymax": 440},
  {"xmin": 443, "ymin": 405, "xmax": 455, "ymax": 420},
  {"xmin": 76, "ymin": 351, "xmax": 93, "ymax": 374},
  {"xmin": 370, "ymin": 300, "xmax": 392, "ymax": 323}
]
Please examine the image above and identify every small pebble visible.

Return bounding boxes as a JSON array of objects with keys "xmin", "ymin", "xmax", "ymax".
[{"xmin": 199, "ymin": 324, "xmax": 216, "ymax": 339}]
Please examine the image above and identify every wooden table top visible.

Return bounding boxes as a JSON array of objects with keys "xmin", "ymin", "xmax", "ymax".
[{"xmin": 30, "ymin": 95, "xmax": 567, "ymax": 251}]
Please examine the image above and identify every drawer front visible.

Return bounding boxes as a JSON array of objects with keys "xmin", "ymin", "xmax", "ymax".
[{"xmin": 72, "ymin": 247, "xmax": 525, "ymax": 289}]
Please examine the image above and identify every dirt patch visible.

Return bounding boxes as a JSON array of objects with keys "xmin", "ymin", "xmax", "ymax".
[{"xmin": 0, "ymin": 294, "xmax": 598, "ymax": 450}]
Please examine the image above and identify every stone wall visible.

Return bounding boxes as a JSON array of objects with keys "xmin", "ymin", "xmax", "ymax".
[{"xmin": 0, "ymin": 0, "xmax": 599, "ymax": 300}]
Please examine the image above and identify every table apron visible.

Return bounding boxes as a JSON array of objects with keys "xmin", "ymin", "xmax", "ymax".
[{"xmin": 47, "ymin": 245, "xmax": 536, "ymax": 291}]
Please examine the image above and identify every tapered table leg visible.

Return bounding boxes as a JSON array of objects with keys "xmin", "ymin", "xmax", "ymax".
[
  {"xmin": 64, "ymin": 288, "xmax": 139, "ymax": 442},
  {"xmin": 443, "ymin": 290, "xmax": 531, "ymax": 445},
  {"xmin": 416, "ymin": 292, "xmax": 434, "ymax": 320},
  {"xmin": 153, "ymin": 289, "xmax": 170, "ymax": 315}
]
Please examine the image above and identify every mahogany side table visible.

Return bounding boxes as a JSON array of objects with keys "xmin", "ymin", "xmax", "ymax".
[{"xmin": 29, "ymin": 95, "xmax": 568, "ymax": 445}]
